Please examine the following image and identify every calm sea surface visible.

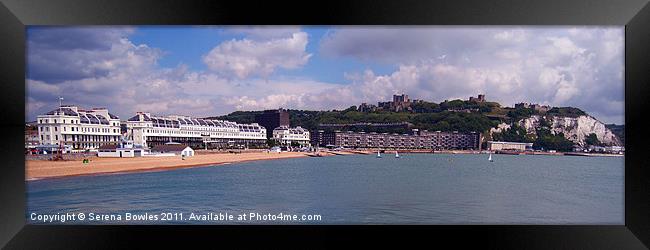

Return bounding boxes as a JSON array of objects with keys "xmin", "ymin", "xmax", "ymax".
[{"xmin": 27, "ymin": 154, "xmax": 624, "ymax": 224}]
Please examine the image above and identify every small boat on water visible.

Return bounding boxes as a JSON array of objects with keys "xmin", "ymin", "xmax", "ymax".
[
  {"xmin": 395, "ymin": 151, "xmax": 400, "ymax": 158},
  {"xmin": 488, "ymin": 153, "xmax": 493, "ymax": 162},
  {"xmin": 376, "ymin": 151, "xmax": 382, "ymax": 158}
]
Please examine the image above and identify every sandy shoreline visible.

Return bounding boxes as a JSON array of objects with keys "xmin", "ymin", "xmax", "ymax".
[
  {"xmin": 26, "ymin": 149, "xmax": 622, "ymax": 180},
  {"xmin": 26, "ymin": 152, "xmax": 310, "ymax": 180}
]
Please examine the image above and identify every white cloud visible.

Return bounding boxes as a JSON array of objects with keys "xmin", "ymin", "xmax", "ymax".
[
  {"xmin": 319, "ymin": 27, "xmax": 624, "ymax": 124},
  {"xmin": 26, "ymin": 27, "xmax": 625, "ymax": 125},
  {"xmin": 202, "ymin": 32, "xmax": 312, "ymax": 79},
  {"xmin": 28, "ymin": 28, "xmax": 160, "ymax": 83}
]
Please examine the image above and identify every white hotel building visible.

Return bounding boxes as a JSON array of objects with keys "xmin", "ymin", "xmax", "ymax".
[
  {"xmin": 126, "ymin": 112, "xmax": 267, "ymax": 149},
  {"xmin": 36, "ymin": 106, "xmax": 122, "ymax": 149},
  {"xmin": 272, "ymin": 126, "xmax": 311, "ymax": 146}
]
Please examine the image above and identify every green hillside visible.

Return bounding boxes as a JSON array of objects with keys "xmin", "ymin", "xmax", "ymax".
[
  {"xmin": 208, "ymin": 99, "xmax": 589, "ymax": 137},
  {"xmin": 209, "ymin": 100, "xmax": 610, "ymax": 152}
]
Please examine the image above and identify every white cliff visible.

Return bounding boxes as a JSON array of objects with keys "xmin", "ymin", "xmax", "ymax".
[
  {"xmin": 489, "ymin": 123, "xmax": 511, "ymax": 134},
  {"xmin": 517, "ymin": 115, "xmax": 621, "ymax": 146}
]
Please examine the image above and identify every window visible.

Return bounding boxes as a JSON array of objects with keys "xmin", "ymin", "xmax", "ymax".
[
  {"xmin": 63, "ymin": 127, "xmax": 66, "ymax": 131},
  {"xmin": 55, "ymin": 135, "xmax": 58, "ymax": 140},
  {"xmin": 54, "ymin": 119, "xmax": 57, "ymax": 123}
]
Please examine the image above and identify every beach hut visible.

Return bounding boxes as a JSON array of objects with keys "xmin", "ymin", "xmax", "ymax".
[
  {"xmin": 97, "ymin": 144, "xmax": 143, "ymax": 158},
  {"xmin": 151, "ymin": 144, "xmax": 194, "ymax": 157}
]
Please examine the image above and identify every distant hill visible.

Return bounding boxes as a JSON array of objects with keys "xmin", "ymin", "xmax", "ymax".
[
  {"xmin": 211, "ymin": 100, "xmax": 587, "ymax": 132},
  {"xmin": 605, "ymin": 124, "xmax": 625, "ymax": 145},
  {"xmin": 208, "ymin": 101, "xmax": 502, "ymax": 134},
  {"xmin": 208, "ymin": 99, "xmax": 622, "ymax": 151}
]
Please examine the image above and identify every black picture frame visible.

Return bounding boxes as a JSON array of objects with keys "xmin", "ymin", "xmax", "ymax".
[{"xmin": 1, "ymin": 0, "xmax": 649, "ymax": 248}]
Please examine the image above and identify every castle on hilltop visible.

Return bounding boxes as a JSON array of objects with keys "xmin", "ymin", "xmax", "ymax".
[
  {"xmin": 358, "ymin": 93, "xmax": 490, "ymax": 113},
  {"xmin": 358, "ymin": 94, "xmax": 423, "ymax": 112}
]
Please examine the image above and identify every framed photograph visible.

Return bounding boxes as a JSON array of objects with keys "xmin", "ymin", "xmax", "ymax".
[{"xmin": 1, "ymin": 0, "xmax": 649, "ymax": 248}]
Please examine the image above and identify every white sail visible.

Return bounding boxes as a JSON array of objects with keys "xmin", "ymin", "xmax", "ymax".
[
  {"xmin": 488, "ymin": 153, "xmax": 493, "ymax": 162},
  {"xmin": 395, "ymin": 151, "xmax": 400, "ymax": 158},
  {"xmin": 377, "ymin": 151, "xmax": 381, "ymax": 158}
]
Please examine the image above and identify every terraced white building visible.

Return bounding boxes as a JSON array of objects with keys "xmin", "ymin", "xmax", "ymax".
[
  {"xmin": 126, "ymin": 112, "xmax": 267, "ymax": 149},
  {"xmin": 272, "ymin": 126, "xmax": 311, "ymax": 146},
  {"xmin": 36, "ymin": 106, "xmax": 121, "ymax": 149}
]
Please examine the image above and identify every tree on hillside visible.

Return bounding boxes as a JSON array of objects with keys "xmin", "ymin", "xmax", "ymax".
[
  {"xmin": 507, "ymin": 107, "xmax": 534, "ymax": 122},
  {"xmin": 546, "ymin": 107, "xmax": 586, "ymax": 117},
  {"xmin": 491, "ymin": 124, "xmax": 534, "ymax": 143},
  {"xmin": 411, "ymin": 101, "xmax": 440, "ymax": 113},
  {"xmin": 343, "ymin": 106, "xmax": 357, "ymax": 112},
  {"xmin": 584, "ymin": 133, "xmax": 601, "ymax": 146},
  {"xmin": 440, "ymin": 99, "xmax": 465, "ymax": 110},
  {"xmin": 538, "ymin": 116, "xmax": 551, "ymax": 128},
  {"xmin": 533, "ymin": 128, "xmax": 574, "ymax": 151}
]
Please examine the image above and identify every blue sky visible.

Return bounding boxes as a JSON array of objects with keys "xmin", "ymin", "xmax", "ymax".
[
  {"xmin": 26, "ymin": 26, "xmax": 624, "ymax": 124},
  {"xmin": 125, "ymin": 26, "xmax": 397, "ymax": 84}
]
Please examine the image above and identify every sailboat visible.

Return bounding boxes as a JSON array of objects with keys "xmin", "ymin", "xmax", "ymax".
[
  {"xmin": 488, "ymin": 153, "xmax": 493, "ymax": 162},
  {"xmin": 376, "ymin": 151, "xmax": 382, "ymax": 158},
  {"xmin": 395, "ymin": 151, "xmax": 400, "ymax": 158}
]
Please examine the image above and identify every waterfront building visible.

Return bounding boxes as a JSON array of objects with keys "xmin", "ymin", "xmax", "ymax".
[
  {"xmin": 587, "ymin": 145, "xmax": 625, "ymax": 154},
  {"xmin": 310, "ymin": 130, "xmax": 337, "ymax": 147},
  {"xmin": 608, "ymin": 146, "xmax": 624, "ymax": 153},
  {"xmin": 313, "ymin": 130, "xmax": 481, "ymax": 150},
  {"xmin": 487, "ymin": 141, "xmax": 533, "ymax": 151},
  {"xmin": 421, "ymin": 130, "xmax": 482, "ymax": 150},
  {"xmin": 36, "ymin": 105, "xmax": 121, "ymax": 150},
  {"xmin": 25, "ymin": 123, "xmax": 39, "ymax": 151},
  {"xmin": 255, "ymin": 109, "xmax": 290, "ymax": 138},
  {"xmin": 272, "ymin": 126, "xmax": 311, "ymax": 146},
  {"xmin": 126, "ymin": 112, "xmax": 266, "ymax": 149}
]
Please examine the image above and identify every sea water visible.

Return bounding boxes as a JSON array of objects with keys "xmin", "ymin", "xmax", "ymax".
[{"xmin": 26, "ymin": 154, "xmax": 624, "ymax": 224}]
